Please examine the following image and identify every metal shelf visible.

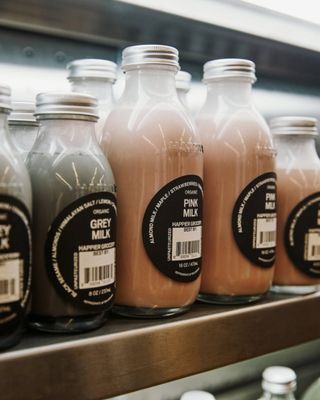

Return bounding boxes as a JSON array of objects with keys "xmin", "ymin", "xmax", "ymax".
[
  {"xmin": 0, "ymin": 0, "xmax": 320, "ymax": 87},
  {"xmin": 1, "ymin": 293, "xmax": 320, "ymax": 400}
]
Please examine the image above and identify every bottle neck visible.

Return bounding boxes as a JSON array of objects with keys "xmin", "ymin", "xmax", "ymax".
[
  {"xmin": 70, "ymin": 78, "xmax": 114, "ymax": 105},
  {"xmin": 204, "ymin": 79, "xmax": 253, "ymax": 108},
  {"xmin": 122, "ymin": 66, "xmax": 178, "ymax": 99},
  {"xmin": 37, "ymin": 118, "xmax": 97, "ymax": 148},
  {"xmin": 275, "ymin": 135, "xmax": 319, "ymax": 168},
  {"xmin": 263, "ymin": 392, "xmax": 296, "ymax": 400}
]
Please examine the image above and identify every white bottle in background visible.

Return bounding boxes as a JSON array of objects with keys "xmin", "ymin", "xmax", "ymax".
[
  {"xmin": 258, "ymin": 366, "xmax": 297, "ymax": 400},
  {"xmin": 67, "ymin": 59, "xmax": 118, "ymax": 144}
]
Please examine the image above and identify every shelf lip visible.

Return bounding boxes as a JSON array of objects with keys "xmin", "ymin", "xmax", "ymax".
[
  {"xmin": 0, "ymin": 292, "xmax": 314, "ymax": 360},
  {"xmin": 1, "ymin": 293, "xmax": 320, "ymax": 400}
]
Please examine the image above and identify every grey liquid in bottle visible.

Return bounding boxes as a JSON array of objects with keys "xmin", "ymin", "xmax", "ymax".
[{"xmin": 28, "ymin": 93, "xmax": 116, "ymax": 333}]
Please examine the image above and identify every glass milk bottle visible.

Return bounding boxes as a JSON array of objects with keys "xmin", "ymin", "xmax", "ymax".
[
  {"xmin": 27, "ymin": 93, "xmax": 116, "ymax": 333},
  {"xmin": 271, "ymin": 117, "xmax": 320, "ymax": 294},
  {"xmin": 176, "ymin": 70, "xmax": 192, "ymax": 110},
  {"xmin": 8, "ymin": 101, "xmax": 39, "ymax": 162},
  {"xmin": 0, "ymin": 85, "xmax": 32, "ymax": 349},
  {"xmin": 102, "ymin": 45, "xmax": 203, "ymax": 318},
  {"xmin": 196, "ymin": 59, "xmax": 276, "ymax": 304},
  {"xmin": 258, "ymin": 367, "xmax": 297, "ymax": 400},
  {"xmin": 67, "ymin": 59, "xmax": 117, "ymax": 144}
]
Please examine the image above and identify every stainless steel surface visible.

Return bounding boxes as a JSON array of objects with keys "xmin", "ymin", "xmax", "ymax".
[
  {"xmin": 1, "ymin": 0, "xmax": 320, "ymax": 86},
  {"xmin": 123, "ymin": 339, "xmax": 320, "ymax": 400},
  {"xmin": 0, "ymin": 27, "xmax": 118, "ymax": 69},
  {"xmin": 0, "ymin": 293, "xmax": 320, "ymax": 400}
]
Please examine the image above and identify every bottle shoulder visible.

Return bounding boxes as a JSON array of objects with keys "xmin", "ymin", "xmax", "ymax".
[
  {"xmin": 196, "ymin": 103, "xmax": 268, "ymax": 127},
  {"xmin": 105, "ymin": 101, "xmax": 199, "ymax": 143},
  {"xmin": 196, "ymin": 106, "xmax": 272, "ymax": 149},
  {"xmin": 27, "ymin": 150, "xmax": 114, "ymax": 185},
  {"xmin": 275, "ymin": 144, "xmax": 320, "ymax": 171}
]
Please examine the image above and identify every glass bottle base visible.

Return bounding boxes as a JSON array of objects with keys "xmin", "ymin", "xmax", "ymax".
[
  {"xmin": 198, "ymin": 292, "xmax": 266, "ymax": 305},
  {"xmin": 28, "ymin": 311, "xmax": 109, "ymax": 333},
  {"xmin": 112, "ymin": 304, "xmax": 191, "ymax": 318},
  {"xmin": 271, "ymin": 284, "xmax": 319, "ymax": 295}
]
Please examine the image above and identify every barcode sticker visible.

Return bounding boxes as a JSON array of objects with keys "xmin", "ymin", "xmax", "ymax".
[
  {"xmin": 305, "ymin": 232, "xmax": 320, "ymax": 261},
  {"xmin": 0, "ymin": 258, "xmax": 21, "ymax": 304},
  {"xmin": 172, "ymin": 226, "xmax": 202, "ymax": 261},
  {"xmin": 79, "ymin": 248, "xmax": 115, "ymax": 289},
  {"xmin": 255, "ymin": 217, "xmax": 276, "ymax": 249}
]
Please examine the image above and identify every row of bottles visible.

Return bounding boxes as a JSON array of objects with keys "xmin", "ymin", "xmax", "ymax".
[{"xmin": 1, "ymin": 44, "xmax": 320, "ymax": 350}]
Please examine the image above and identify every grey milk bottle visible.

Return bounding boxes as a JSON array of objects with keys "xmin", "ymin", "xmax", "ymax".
[
  {"xmin": 27, "ymin": 92, "xmax": 116, "ymax": 333},
  {"xmin": 0, "ymin": 85, "xmax": 32, "ymax": 349}
]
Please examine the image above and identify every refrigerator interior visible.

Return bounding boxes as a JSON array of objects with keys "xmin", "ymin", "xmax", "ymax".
[{"xmin": 0, "ymin": 1, "xmax": 320, "ymax": 399}]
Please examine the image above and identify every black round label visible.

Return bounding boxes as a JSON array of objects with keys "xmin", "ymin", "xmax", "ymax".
[
  {"xmin": 0, "ymin": 195, "xmax": 31, "ymax": 331},
  {"xmin": 232, "ymin": 172, "xmax": 277, "ymax": 268},
  {"xmin": 142, "ymin": 175, "xmax": 203, "ymax": 282},
  {"xmin": 285, "ymin": 192, "xmax": 320, "ymax": 277},
  {"xmin": 46, "ymin": 192, "xmax": 116, "ymax": 311}
]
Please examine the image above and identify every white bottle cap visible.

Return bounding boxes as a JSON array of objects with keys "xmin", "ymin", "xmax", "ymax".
[
  {"xmin": 180, "ymin": 390, "xmax": 216, "ymax": 400},
  {"xmin": 262, "ymin": 366, "xmax": 297, "ymax": 395}
]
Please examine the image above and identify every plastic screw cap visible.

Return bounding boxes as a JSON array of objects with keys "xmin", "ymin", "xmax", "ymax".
[{"xmin": 262, "ymin": 366, "xmax": 297, "ymax": 394}]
